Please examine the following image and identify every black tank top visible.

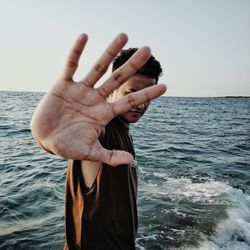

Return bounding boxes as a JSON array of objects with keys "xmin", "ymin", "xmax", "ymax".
[{"xmin": 64, "ymin": 117, "xmax": 138, "ymax": 250}]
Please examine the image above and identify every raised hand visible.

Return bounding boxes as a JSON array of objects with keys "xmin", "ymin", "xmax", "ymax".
[{"xmin": 30, "ymin": 33, "xmax": 166, "ymax": 166}]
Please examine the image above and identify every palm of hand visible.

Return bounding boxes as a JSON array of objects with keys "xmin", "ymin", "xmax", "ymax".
[{"xmin": 33, "ymin": 80, "xmax": 115, "ymax": 162}]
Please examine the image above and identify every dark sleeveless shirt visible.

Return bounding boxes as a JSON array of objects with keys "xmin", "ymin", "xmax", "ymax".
[{"xmin": 64, "ymin": 117, "xmax": 138, "ymax": 250}]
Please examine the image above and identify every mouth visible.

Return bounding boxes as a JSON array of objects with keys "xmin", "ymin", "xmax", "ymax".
[{"xmin": 129, "ymin": 110, "xmax": 143, "ymax": 115}]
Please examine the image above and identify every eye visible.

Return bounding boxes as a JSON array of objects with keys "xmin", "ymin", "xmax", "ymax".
[
  {"xmin": 125, "ymin": 90, "xmax": 132, "ymax": 95},
  {"xmin": 124, "ymin": 89, "xmax": 137, "ymax": 95}
]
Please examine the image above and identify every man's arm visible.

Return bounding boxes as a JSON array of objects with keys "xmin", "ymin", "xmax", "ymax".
[
  {"xmin": 30, "ymin": 33, "xmax": 166, "ymax": 166},
  {"xmin": 81, "ymin": 160, "xmax": 102, "ymax": 190}
]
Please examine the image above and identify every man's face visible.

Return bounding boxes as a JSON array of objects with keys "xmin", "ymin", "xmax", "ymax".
[{"xmin": 109, "ymin": 74, "xmax": 156, "ymax": 124}]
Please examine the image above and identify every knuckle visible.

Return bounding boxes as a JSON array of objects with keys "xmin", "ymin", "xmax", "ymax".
[
  {"xmin": 73, "ymin": 49, "xmax": 81, "ymax": 56},
  {"xmin": 97, "ymin": 87, "xmax": 108, "ymax": 98},
  {"xmin": 128, "ymin": 61, "xmax": 138, "ymax": 71},
  {"xmin": 94, "ymin": 64, "xmax": 107, "ymax": 74},
  {"xmin": 128, "ymin": 94, "xmax": 136, "ymax": 107},
  {"xmin": 107, "ymin": 50, "xmax": 116, "ymax": 58},
  {"xmin": 67, "ymin": 61, "xmax": 78, "ymax": 69},
  {"xmin": 113, "ymin": 73, "xmax": 122, "ymax": 83}
]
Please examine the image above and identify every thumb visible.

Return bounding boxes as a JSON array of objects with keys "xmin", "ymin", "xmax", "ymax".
[{"xmin": 99, "ymin": 148, "xmax": 134, "ymax": 166}]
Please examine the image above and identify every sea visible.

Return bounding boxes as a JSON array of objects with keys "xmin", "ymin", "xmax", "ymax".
[{"xmin": 0, "ymin": 91, "xmax": 249, "ymax": 250}]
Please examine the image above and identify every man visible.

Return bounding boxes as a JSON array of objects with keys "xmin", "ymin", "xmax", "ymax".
[{"xmin": 31, "ymin": 33, "xmax": 166, "ymax": 249}]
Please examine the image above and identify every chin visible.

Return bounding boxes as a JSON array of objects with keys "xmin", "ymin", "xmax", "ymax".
[
  {"xmin": 121, "ymin": 115, "xmax": 141, "ymax": 124},
  {"xmin": 129, "ymin": 118, "xmax": 141, "ymax": 123},
  {"xmin": 119, "ymin": 110, "xmax": 145, "ymax": 124}
]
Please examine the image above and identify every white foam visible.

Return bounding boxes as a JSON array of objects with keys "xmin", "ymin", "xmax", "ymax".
[
  {"xmin": 161, "ymin": 177, "xmax": 250, "ymax": 250},
  {"xmin": 165, "ymin": 177, "xmax": 231, "ymax": 204},
  {"xmin": 192, "ymin": 187, "xmax": 250, "ymax": 250},
  {"xmin": 140, "ymin": 173, "xmax": 250, "ymax": 249},
  {"xmin": 141, "ymin": 174, "xmax": 233, "ymax": 204}
]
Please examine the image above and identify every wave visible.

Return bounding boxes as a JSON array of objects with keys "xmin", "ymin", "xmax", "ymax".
[
  {"xmin": 138, "ymin": 170, "xmax": 250, "ymax": 249},
  {"xmin": 188, "ymin": 186, "xmax": 250, "ymax": 250}
]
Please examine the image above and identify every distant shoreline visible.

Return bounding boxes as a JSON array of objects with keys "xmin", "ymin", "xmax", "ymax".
[
  {"xmin": 165, "ymin": 95, "xmax": 250, "ymax": 98},
  {"xmin": 221, "ymin": 96, "xmax": 250, "ymax": 98}
]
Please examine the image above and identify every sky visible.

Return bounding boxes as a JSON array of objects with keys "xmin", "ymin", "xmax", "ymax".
[{"xmin": 0, "ymin": 0, "xmax": 249, "ymax": 97}]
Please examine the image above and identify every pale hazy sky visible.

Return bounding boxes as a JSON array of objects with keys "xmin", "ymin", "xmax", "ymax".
[{"xmin": 0, "ymin": 0, "xmax": 249, "ymax": 96}]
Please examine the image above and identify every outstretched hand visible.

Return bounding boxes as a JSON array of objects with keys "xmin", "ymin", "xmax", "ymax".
[{"xmin": 30, "ymin": 33, "xmax": 166, "ymax": 166}]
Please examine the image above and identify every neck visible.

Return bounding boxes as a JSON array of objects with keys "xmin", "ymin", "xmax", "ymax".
[{"xmin": 117, "ymin": 116, "xmax": 130, "ymax": 130}]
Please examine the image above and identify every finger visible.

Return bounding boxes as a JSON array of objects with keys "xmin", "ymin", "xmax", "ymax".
[
  {"xmin": 96, "ymin": 46, "xmax": 151, "ymax": 98},
  {"xmin": 61, "ymin": 33, "xmax": 88, "ymax": 81},
  {"xmin": 81, "ymin": 33, "xmax": 128, "ymax": 87},
  {"xmin": 87, "ymin": 141, "xmax": 134, "ymax": 166},
  {"xmin": 111, "ymin": 84, "xmax": 167, "ymax": 115},
  {"xmin": 100, "ymin": 148, "xmax": 134, "ymax": 166}
]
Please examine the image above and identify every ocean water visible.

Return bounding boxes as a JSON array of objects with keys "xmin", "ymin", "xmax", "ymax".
[{"xmin": 0, "ymin": 91, "xmax": 249, "ymax": 250}]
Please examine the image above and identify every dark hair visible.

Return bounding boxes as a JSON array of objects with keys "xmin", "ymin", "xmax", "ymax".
[{"xmin": 112, "ymin": 48, "xmax": 162, "ymax": 84}]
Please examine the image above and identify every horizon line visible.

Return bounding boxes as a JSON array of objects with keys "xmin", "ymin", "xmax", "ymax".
[{"xmin": 0, "ymin": 89, "xmax": 249, "ymax": 98}]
